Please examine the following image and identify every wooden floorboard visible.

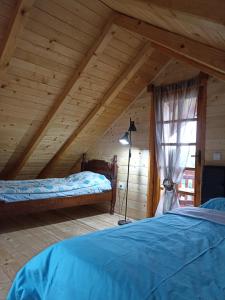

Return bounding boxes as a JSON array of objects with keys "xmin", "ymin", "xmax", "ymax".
[{"xmin": 0, "ymin": 205, "xmax": 124, "ymax": 299}]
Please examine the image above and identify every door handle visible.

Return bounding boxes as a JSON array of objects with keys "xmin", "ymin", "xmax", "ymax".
[{"xmin": 191, "ymin": 150, "xmax": 201, "ymax": 164}]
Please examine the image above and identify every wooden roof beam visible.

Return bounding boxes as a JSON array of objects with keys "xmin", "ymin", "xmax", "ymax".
[
  {"xmin": 2, "ymin": 14, "xmax": 117, "ymax": 179},
  {"xmin": 38, "ymin": 42, "xmax": 155, "ymax": 178},
  {"xmin": 0, "ymin": 0, "xmax": 35, "ymax": 77},
  {"xmin": 101, "ymin": 0, "xmax": 225, "ymax": 26},
  {"xmin": 144, "ymin": 0, "xmax": 225, "ymax": 25},
  {"xmin": 114, "ymin": 14, "xmax": 225, "ymax": 81}
]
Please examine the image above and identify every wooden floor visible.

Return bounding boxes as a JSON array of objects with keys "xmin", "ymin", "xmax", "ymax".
[{"xmin": 0, "ymin": 206, "xmax": 123, "ymax": 299}]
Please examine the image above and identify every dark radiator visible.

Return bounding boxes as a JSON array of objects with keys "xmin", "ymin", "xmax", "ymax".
[{"xmin": 201, "ymin": 165, "xmax": 225, "ymax": 204}]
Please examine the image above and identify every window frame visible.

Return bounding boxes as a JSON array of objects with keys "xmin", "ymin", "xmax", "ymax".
[{"xmin": 147, "ymin": 73, "xmax": 208, "ymax": 217}]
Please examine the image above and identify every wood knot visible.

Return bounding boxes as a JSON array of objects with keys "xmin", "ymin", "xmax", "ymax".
[
  {"xmin": 21, "ymin": 9, "xmax": 26, "ymax": 16},
  {"xmin": 180, "ymin": 44, "xmax": 185, "ymax": 49}
]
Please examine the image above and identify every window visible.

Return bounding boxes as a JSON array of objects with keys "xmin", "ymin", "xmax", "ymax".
[
  {"xmin": 147, "ymin": 75, "xmax": 208, "ymax": 217},
  {"xmin": 160, "ymin": 97, "xmax": 198, "ymax": 207}
]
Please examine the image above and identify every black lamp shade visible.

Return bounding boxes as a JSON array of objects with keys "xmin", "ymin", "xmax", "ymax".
[{"xmin": 128, "ymin": 120, "xmax": 136, "ymax": 132}]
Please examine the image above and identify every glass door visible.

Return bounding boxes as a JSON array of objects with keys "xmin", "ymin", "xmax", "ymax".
[{"xmin": 147, "ymin": 74, "xmax": 208, "ymax": 217}]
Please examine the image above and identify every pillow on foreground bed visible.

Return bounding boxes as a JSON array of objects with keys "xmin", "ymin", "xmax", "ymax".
[{"xmin": 201, "ymin": 197, "xmax": 225, "ymax": 211}]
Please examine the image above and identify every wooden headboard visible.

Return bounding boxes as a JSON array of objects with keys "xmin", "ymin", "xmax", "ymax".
[
  {"xmin": 81, "ymin": 154, "xmax": 118, "ymax": 183},
  {"xmin": 201, "ymin": 165, "xmax": 225, "ymax": 204}
]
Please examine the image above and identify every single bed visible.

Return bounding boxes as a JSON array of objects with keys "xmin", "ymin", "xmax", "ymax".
[
  {"xmin": 7, "ymin": 205, "xmax": 225, "ymax": 300},
  {"xmin": 0, "ymin": 154, "xmax": 118, "ymax": 217},
  {"xmin": 7, "ymin": 165, "xmax": 225, "ymax": 300}
]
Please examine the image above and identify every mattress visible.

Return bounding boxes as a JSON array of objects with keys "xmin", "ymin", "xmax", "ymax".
[
  {"xmin": 0, "ymin": 171, "xmax": 111, "ymax": 202},
  {"xmin": 8, "ymin": 207, "xmax": 225, "ymax": 300}
]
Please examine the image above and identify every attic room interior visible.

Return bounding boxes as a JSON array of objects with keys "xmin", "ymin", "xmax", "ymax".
[{"xmin": 1, "ymin": 0, "xmax": 225, "ymax": 299}]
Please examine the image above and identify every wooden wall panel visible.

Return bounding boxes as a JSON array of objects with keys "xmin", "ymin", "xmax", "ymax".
[
  {"xmin": 87, "ymin": 61, "xmax": 198, "ymax": 219},
  {"xmin": 205, "ymin": 78, "xmax": 225, "ymax": 165},
  {"xmin": 85, "ymin": 60, "xmax": 225, "ymax": 219},
  {"xmin": 87, "ymin": 91, "xmax": 151, "ymax": 219}
]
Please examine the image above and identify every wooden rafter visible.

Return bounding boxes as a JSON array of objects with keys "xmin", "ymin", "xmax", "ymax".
[
  {"xmin": 2, "ymin": 14, "xmax": 117, "ymax": 179},
  {"xmin": 38, "ymin": 42, "xmax": 155, "ymax": 178},
  {"xmin": 0, "ymin": 0, "xmax": 35, "ymax": 77},
  {"xmin": 68, "ymin": 55, "xmax": 171, "ymax": 177},
  {"xmin": 114, "ymin": 14, "xmax": 225, "ymax": 81},
  {"xmin": 101, "ymin": 0, "xmax": 225, "ymax": 26},
  {"xmin": 146, "ymin": 0, "xmax": 225, "ymax": 25}
]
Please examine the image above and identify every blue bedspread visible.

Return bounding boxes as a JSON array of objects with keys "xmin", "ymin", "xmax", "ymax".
[
  {"xmin": 8, "ymin": 207, "xmax": 225, "ymax": 300},
  {"xmin": 0, "ymin": 171, "xmax": 111, "ymax": 202}
]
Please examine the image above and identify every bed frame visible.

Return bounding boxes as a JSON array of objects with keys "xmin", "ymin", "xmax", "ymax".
[
  {"xmin": 201, "ymin": 165, "xmax": 225, "ymax": 204},
  {"xmin": 0, "ymin": 154, "xmax": 118, "ymax": 217}
]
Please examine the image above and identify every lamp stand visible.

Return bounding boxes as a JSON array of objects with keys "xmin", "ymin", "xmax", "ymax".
[{"xmin": 118, "ymin": 130, "xmax": 132, "ymax": 226}]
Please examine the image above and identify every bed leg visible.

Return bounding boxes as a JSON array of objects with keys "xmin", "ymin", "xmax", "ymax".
[
  {"xmin": 110, "ymin": 197, "xmax": 116, "ymax": 215},
  {"xmin": 110, "ymin": 180, "xmax": 117, "ymax": 215},
  {"xmin": 110, "ymin": 156, "xmax": 118, "ymax": 214}
]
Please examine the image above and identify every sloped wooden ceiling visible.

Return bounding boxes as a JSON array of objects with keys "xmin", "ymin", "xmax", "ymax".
[
  {"xmin": 0, "ymin": 0, "xmax": 170, "ymax": 179},
  {"xmin": 101, "ymin": 0, "xmax": 225, "ymax": 50},
  {"xmin": 0, "ymin": 0, "xmax": 224, "ymax": 179}
]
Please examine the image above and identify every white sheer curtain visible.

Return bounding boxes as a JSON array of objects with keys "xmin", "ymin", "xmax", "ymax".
[{"xmin": 154, "ymin": 78, "xmax": 199, "ymax": 216}]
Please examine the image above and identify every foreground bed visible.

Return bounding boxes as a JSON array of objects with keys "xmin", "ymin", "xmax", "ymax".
[
  {"xmin": 0, "ymin": 155, "xmax": 117, "ymax": 217},
  {"xmin": 8, "ymin": 204, "xmax": 225, "ymax": 300}
]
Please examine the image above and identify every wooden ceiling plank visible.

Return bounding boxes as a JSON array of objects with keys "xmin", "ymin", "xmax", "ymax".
[
  {"xmin": 1, "ymin": 14, "xmax": 117, "ymax": 179},
  {"xmin": 101, "ymin": 0, "xmax": 225, "ymax": 26},
  {"xmin": 68, "ymin": 54, "xmax": 171, "ymax": 175},
  {"xmin": 38, "ymin": 42, "xmax": 155, "ymax": 178},
  {"xmin": 114, "ymin": 14, "xmax": 225, "ymax": 81},
  {"xmin": 0, "ymin": 0, "xmax": 35, "ymax": 77}
]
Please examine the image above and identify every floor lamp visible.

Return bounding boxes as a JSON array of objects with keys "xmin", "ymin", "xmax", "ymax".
[{"xmin": 118, "ymin": 118, "xmax": 136, "ymax": 225}]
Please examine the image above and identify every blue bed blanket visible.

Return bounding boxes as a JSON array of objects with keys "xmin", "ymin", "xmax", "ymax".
[
  {"xmin": 0, "ymin": 171, "xmax": 111, "ymax": 202},
  {"xmin": 8, "ymin": 207, "xmax": 225, "ymax": 300}
]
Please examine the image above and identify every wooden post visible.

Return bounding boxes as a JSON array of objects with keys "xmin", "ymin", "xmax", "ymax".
[
  {"xmin": 81, "ymin": 153, "xmax": 87, "ymax": 172},
  {"xmin": 146, "ymin": 85, "xmax": 160, "ymax": 217},
  {"xmin": 195, "ymin": 72, "xmax": 209, "ymax": 206}
]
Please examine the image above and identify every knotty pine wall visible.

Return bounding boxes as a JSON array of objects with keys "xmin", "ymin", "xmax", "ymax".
[
  {"xmin": 206, "ymin": 78, "xmax": 225, "ymax": 165},
  {"xmin": 87, "ymin": 60, "xmax": 225, "ymax": 219},
  {"xmin": 88, "ymin": 89, "xmax": 150, "ymax": 219}
]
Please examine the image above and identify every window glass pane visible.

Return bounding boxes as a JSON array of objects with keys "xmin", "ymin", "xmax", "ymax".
[
  {"xmin": 186, "ymin": 146, "xmax": 196, "ymax": 168},
  {"xmin": 162, "ymin": 96, "xmax": 197, "ymax": 122},
  {"xmin": 178, "ymin": 168, "xmax": 195, "ymax": 207},
  {"xmin": 162, "ymin": 146, "xmax": 194, "ymax": 170},
  {"xmin": 180, "ymin": 121, "xmax": 197, "ymax": 143},
  {"xmin": 163, "ymin": 121, "xmax": 197, "ymax": 144},
  {"xmin": 182, "ymin": 96, "xmax": 197, "ymax": 119},
  {"xmin": 178, "ymin": 169, "xmax": 195, "ymax": 194},
  {"xmin": 178, "ymin": 194, "xmax": 194, "ymax": 207},
  {"xmin": 162, "ymin": 101, "xmax": 176, "ymax": 121},
  {"xmin": 163, "ymin": 123, "xmax": 176, "ymax": 143}
]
